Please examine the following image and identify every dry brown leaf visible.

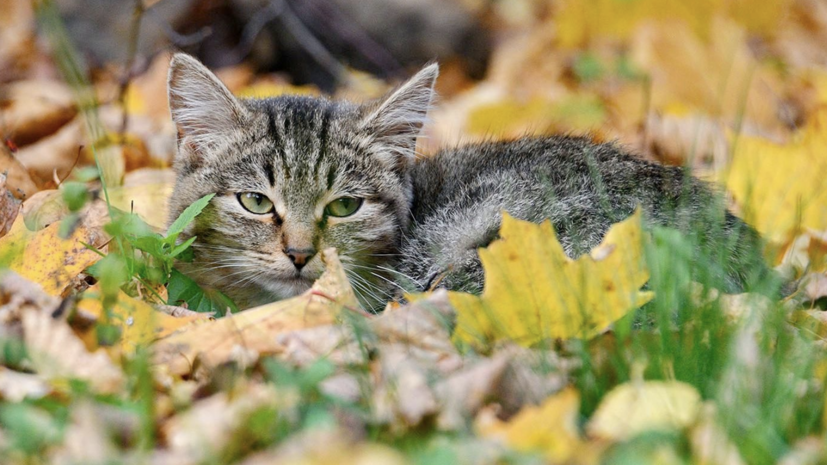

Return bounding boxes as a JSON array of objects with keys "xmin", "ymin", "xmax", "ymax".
[
  {"xmin": 803, "ymin": 273, "xmax": 827, "ymax": 302},
  {"xmin": 240, "ymin": 429, "xmax": 407, "ymax": 465},
  {"xmin": 371, "ymin": 345, "xmax": 439, "ymax": 429},
  {"xmin": 690, "ymin": 403, "xmax": 746, "ymax": 465},
  {"xmin": 434, "ymin": 355, "xmax": 509, "ymax": 431},
  {"xmin": 50, "ymin": 401, "xmax": 119, "ymax": 465},
  {"xmin": 123, "ymin": 52, "xmax": 177, "ymax": 121},
  {"xmin": 0, "ymin": 367, "xmax": 49, "ymax": 402},
  {"xmin": 275, "ymin": 324, "xmax": 364, "ymax": 367},
  {"xmin": 15, "ymin": 117, "xmax": 84, "ymax": 186},
  {"xmin": 164, "ymin": 383, "xmax": 290, "ymax": 462},
  {"xmin": 373, "ymin": 291, "xmax": 459, "ymax": 368},
  {"xmin": 0, "ymin": 172, "xmax": 21, "ymax": 237},
  {"xmin": 0, "ymin": 146, "xmax": 38, "ymax": 200},
  {"xmin": 0, "ymin": 0, "xmax": 36, "ymax": 81},
  {"xmin": 778, "ymin": 437, "xmax": 827, "ymax": 465},
  {"xmin": 22, "ymin": 302, "xmax": 124, "ymax": 393},
  {"xmin": 0, "ymin": 271, "xmax": 60, "ymax": 321},
  {"xmin": 1, "ymin": 80, "xmax": 77, "ymax": 147},
  {"xmin": 152, "ymin": 249, "xmax": 359, "ymax": 375}
]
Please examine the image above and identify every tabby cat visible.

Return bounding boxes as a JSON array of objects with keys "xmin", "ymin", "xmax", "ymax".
[{"xmin": 167, "ymin": 53, "xmax": 774, "ymax": 311}]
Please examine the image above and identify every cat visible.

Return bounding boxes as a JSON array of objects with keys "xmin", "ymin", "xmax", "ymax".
[{"xmin": 166, "ymin": 53, "xmax": 776, "ymax": 312}]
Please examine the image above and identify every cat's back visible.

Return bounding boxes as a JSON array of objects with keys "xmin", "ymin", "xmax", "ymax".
[{"xmin": 409, "ymin": 135, "xmax": 686, "ymax": 223}]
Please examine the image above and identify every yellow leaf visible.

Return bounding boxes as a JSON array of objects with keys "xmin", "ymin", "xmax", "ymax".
[
  {"xmin": 449, "ymin": 208, "xmax": 652, "ymax": 348},
  {"xmin": 0, "ymin": 215, "xmax": 103, "ymax": 296},
  {"xmin": 107, "ymin": 182, "xmax": 174, "ymax": 230},
  {"xmin": 466, "ymin": 94, "xmax": 606, "ymax": 138},
  {"xmin": 77, "ymin": 289, "xmax": 203, "ymax": 354},
  {"xmin": 152, "ymin": 248, "xmax": 358, "ymax": 375},
  {"xmin": 587, "ymin": 381, "xmax": 702, "ymax": 441},
  {"xmin": 724, "ymin": 111, "xmax": 827, "ymax": 243},
  {"xmin": 555, "ymin": 0, "xmax": 791, "ymax": 48},
  {"xmin": 477, "ymin": 388, "xmax": 587, "ymax": 462}
]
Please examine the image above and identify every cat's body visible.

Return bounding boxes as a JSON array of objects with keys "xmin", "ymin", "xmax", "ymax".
[{"xmin": 166, "ymin": 54, "xmax": 773, "ymax": 311}]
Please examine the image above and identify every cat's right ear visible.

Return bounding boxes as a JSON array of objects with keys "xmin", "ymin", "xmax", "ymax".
[
  {"xmin": 167, "ymin": 53, "xmax": 249, "ymax": 163},
  {"xmin": 359, "ymin": 63, "xmax": 438, "ymax": 169}
]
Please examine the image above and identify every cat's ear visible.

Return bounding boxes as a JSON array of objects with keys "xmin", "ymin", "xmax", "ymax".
[
  {"xmin": 359, "ymin": 63, "xmax": 438, "ymax": 167},
  {"xmin": 167, "ymin": 53, "xmax": 249, "ymax": 158}
]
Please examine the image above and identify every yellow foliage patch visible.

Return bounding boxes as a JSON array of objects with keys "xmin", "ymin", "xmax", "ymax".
[
  {"xmin": 478, "ymin": 388, "xmax": 587, "ymax": 463},
  {"xmin": 449, "ymin": 208, "xmax": 652, "ymax": 348},
  {"xmin": 725, "ymin": 111, "xmax": 827, "ymax": 243},
  {"xmin": 587, "ymin": 380, "xmax": 702, "ymax": 440},
  {"xmin": 556, "ymin": 0, "xmax": 790, "ymax": 48},
  {"xmin": 0, "ymin": 215, "xmax": 103, "ymax": 296},
  {"xmin": 466, "ymin": 94, "xmax": 606, "ymax": 138},
  {"xmin": 77, "ymin": 289, "xmax": 203, "ymax": 354}
]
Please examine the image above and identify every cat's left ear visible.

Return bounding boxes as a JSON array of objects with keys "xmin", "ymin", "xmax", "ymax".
[{"xmin": 359, "ymin": 63, "xmax": 438, "ymax": 167}]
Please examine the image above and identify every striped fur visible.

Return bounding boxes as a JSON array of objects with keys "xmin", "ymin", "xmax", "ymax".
[{"xmin": 168, "ymin": 54, "xmax": 776, "ymax": 311}]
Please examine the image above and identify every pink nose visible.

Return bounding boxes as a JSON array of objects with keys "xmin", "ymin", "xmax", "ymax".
[{"xmin": 284, "ymin": 248, "xmax": 315, "ymax": 270}]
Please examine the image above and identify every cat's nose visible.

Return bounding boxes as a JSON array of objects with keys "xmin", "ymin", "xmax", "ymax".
[{"xmin": 284, "ymin": 247, "xmax": 316, "ymax": 270}]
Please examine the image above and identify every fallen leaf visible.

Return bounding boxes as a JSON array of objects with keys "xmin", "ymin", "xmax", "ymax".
[
  {"xmin": 0, "ymin": 80, "xmax": 77, "ymax": 147},
  {"xmin": 0, "ymin": 212, "xmax": 105, "ymax": 297},
  {"xmin": 49, "ymin": 401, "xmax": 119, "ymax": 465},
  {"xmin": 164, "ymin": 383, "xmax": 290, "ymax": 462},
  {"xmin": 14, "ymin": 116, "xmax": 84, "ymax": 186},
  {"xmin": 152, "ymin": 249, "xmax": 359, "ymax": 375},
  {"xmin": 107, "ymin": 172, "xmax": 175, "ymax": 229},
  {"xmin": 587, "ymin": 380, "xmax": 702, "ymax": 441},
  {"xmin": 0, "ymin": 172, "xmax": 22, "ymax": 237},
  {"xmin": 630, "ymin": 18, "xmax": 785, "ymax": 141},
  {"xmin": 76, "ymin": 288, "xmax": 203, "ymax": 354},
  {"xmin": 690, "ymin": 403, "xmax": 746, "ymax": 465},
  {"xmin": 434, "ymin": 355, "xmax": 509, "ymax": 431},
  {"xmin": 725, "ymin": 110, "xmax": 827, "ymax": 243},
  {"xmin": 449, "ymin": 208, "xmax": 652, "ymax": 349},
  {"xmin": 555, "ymin": 0, "xmax": 790, "ymax": 47},
  {"xmin": 0, "ymin": 145, "xmax": 38, "ymax": 200},
  {"xmin": 240, "ymin": 429, "xmax": 408, "ymax": 465},
  {"xmin": 0, "ymin": 367, "xmax": 49, "ymax": 402},
  {"xmin": 466, "ymin": 93, "xmax": 606, "ymax": 138},
  {"xmin": 22, "ymin": 300, "xmax": 124, "ymax": 393},
  {"xmin": 372, "ymin": 345, "xmax": 439, "ymax": 429},
  {"xmin": 477, "ymin": 388, "xmax": 585, "ymax": 463},
  {"xmin": 0, "ymin": 0, "xmax": 36, "ymax": 82}
]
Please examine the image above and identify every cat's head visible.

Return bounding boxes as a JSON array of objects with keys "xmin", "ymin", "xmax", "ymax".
[{"xmin": 166, "ymin": 53, "xmax": 437, "ymax": 311}]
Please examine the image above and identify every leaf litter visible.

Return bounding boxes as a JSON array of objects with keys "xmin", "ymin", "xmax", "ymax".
[{"xmin": 1, "ymin": 0, "xmax": 827, "ymax": 463}]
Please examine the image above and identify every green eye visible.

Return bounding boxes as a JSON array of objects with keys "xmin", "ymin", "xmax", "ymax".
[
  {"xmin": 238, "ymin": 192, "xmax": 274, "ymax": 214},
  {"xmin": 325, "ymin": 197, "xmax": 363, "ymax": 217}
]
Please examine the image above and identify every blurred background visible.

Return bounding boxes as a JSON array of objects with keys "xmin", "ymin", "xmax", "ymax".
[{"xmin": 1, "ymin": 0, "xmax": 826, "ymax": 226}]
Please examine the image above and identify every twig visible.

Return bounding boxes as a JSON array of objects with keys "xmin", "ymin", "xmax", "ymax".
[
  {"xmin": 296, "ymin": 0, "xmax": 403, "ymax": 78},
  {"xmin": 118, "ymin": 0, "xmax": 146, "ymax": 137}
]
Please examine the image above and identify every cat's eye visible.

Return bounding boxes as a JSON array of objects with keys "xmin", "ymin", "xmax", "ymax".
[
  {"xmin": 237, "ymin": 192, "xmax": 274, "ymax": 214},
  {"xmin": 325, "ymin": 197, "xmax": 363, "ymax": 217}
]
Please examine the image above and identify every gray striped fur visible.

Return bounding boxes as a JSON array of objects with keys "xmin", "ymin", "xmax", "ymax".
[{"xmin": 167, "ymin": 54, "xmax": 775, "ymax": 311}]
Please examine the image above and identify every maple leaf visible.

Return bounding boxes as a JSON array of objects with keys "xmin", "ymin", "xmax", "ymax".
[
  {"xmin": 449, "ymin": 208, "xmax": 652, "ymax": 349},
  {"xmin": 724, "ymin": 111, "xmax": 827, "ymax": 243}
]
